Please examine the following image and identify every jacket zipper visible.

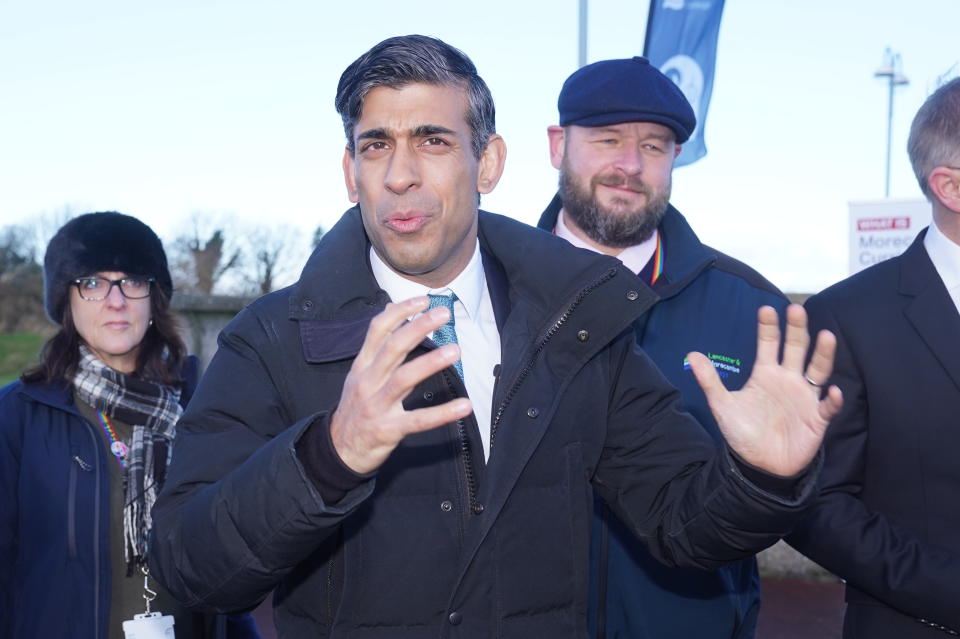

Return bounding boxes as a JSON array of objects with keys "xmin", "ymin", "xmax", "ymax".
[
  {"xmin": 68, "ymin": 455, "xmax": 93, "ymax": 561},
  {"xmin": 78, "ymin": 416, "xmax": 103, "ymax": 639},
  {"xmin": 442, "ymin": 370, "xmax": 481, "ymax": 515},
  {"xmin": 489, "ymin": 267, "xmax": 618, "ymax": 448}
]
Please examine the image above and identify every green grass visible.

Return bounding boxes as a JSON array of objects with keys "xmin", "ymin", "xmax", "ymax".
[{"xmin": 0, "ymin": 332, "xmax": 45, "ymax": 386}]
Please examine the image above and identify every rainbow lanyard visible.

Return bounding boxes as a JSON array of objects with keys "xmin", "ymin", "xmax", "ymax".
[
  {"xmin": 649, "ymin": 232, "xmax": 664, "ymax": 286},
  {"xmin": 97, "ymin": 411, "xmax": 129, "ymax": 468}
]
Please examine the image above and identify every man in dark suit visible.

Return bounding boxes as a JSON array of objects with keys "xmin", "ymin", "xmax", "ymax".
[{"xmin": 788, "ymin": 77, "xmax": 960, "ymax": 638}]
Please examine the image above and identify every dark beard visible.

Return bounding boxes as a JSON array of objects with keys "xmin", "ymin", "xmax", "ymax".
[{"xmin": 558, "ymin": 166, "xmax": 670, "ymax": 249}]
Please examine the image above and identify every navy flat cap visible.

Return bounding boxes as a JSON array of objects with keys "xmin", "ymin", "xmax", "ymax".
[{"xmin": 558, "ymin": 56, "xmax": 696, "ymax": 143}]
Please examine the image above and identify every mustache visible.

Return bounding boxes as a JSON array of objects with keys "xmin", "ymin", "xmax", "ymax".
[{"xmin": 593, "ymin": 173, "xmax": 649, "ymax": 194}]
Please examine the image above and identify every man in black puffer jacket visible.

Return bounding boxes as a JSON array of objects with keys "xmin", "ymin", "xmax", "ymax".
[{"xmin": 150, "ymin": 35, "xmax": 842, "ymax": 639}]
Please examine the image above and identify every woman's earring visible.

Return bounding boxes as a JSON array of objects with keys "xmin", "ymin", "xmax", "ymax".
[{"xmin": 148, "ymin": 319, "xmax": 154, "ymax": 327}]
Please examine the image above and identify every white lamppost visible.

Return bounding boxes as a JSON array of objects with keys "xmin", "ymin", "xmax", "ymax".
[{"xmin": 874, "ymin": 47, "xmax": 909, "ymax": 198}]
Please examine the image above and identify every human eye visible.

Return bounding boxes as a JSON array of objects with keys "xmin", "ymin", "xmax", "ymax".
[
  {"xmin": 360, "ymin": 140, "xmax": 389, "ymax": 154},
  {"xmin": 418, "ymin": 136, "xmax": 453, "ymax": 154},
  {"xmin": 80, "ymin": 277, "xmax": 104, "ymax": 292},
  {"xmin": 123, "ymin": 277, "xmax": 147, "ymax": 290},
  {"xmin": 121, "ymin": 277, "xmax": 154, "ymax": 298}
]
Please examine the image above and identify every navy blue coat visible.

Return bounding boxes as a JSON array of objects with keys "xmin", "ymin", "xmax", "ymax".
[
  {"xmin": 0, "ymin": 357, "xmax": 258, "ymax": 639},
  {"xmin": 540, "ymin": 198, "xmax": 788, "ymax": 639}
]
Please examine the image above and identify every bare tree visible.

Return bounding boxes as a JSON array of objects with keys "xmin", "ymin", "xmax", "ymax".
[
  {"xmin": 29, "ymin": 206, "xmax": 79, "ymax": 255},
  {"xmin": 169, "ymin": 213, "xmax": 243, "ymax": 294},
  {"xmin": 0, "ymin": 224, "xmax": 47, "ymax": 332},
  {"xmin": 4, "ymin": 205, "xmax": 80, "ymax": 268},
  {"xmin": 241, "ymin": 224, "xmax": 307, "ymax": 295}
]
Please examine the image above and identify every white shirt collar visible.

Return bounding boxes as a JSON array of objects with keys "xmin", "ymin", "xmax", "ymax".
[
  {"xmin": 924, "ymin": 221, "xmax": 960, "ymax": 296},
  {"xmin": 555, "ymin": 208, "xmax": 658, "ymax": 275},
  {"xmin": 369, "ymin": 240, "xmax": 485, "ymax": 319}
]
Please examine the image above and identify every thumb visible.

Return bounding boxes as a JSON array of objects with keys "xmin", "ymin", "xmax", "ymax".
[{"xmin": 687, "ymin": 352, "xmax": 727, "ymax": 410}]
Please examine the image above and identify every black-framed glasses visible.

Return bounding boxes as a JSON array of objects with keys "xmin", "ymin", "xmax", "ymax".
[{"xmin": 72, "ymin": 276, "xmax": 156, "ymax": 301}]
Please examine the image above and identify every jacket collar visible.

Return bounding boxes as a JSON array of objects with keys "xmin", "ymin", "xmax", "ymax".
[
  {"xmin": 289, "ymin": 207, "xmax": 388, "ymax": 323},
  {"xmin": 16, "ymin": 379, "xmax": 82, "ymax": 416},
  {"xmin": 898, "ymin": 228, "xmax": 960, "ymax": 392},
  {"xmin": 538, "ymin": 194, "xmax": 716, "ymax": 299},
  {"xmin": 293, "ymin": 206, "xmax": 657, "ymax": 364}
]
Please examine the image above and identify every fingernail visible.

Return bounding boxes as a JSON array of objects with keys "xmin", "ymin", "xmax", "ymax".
[
  {"xmin": 430, "ymin": 307, "xmax": 449, "ymax": 320},
  {"xmin": 443, "ymin": 344, "xmax": 461, "ymax": 360}
]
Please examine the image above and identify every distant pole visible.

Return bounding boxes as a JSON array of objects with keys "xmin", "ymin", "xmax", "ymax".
[
  {"xmin": 874, "ymin": 47, "xmax": 909, "ymax": 198},
  {"xmin": 578, "ymin": 0, "xmax": 588, "ymax": 68}
]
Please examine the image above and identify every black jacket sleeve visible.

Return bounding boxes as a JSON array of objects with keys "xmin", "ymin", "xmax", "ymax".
[
  {"xmin": 149, "ymin": 309, "xmax": 375, "ymax": 613},
  {"xmin": 593, "ymin": 337, "xmax": 819, "ymax": 570}
]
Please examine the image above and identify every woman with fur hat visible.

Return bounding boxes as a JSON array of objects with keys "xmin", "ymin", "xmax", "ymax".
[{"xmin": 0, "ymin": 212, "xmax": 259, "ymax": 639}]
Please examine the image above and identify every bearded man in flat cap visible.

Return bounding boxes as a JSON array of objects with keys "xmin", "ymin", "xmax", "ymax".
[{"xmin": 540, "ymin": 57, "xmax": 788, "ymax": 639}]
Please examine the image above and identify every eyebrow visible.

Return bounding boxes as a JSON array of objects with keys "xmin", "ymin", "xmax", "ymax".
[
  {"xmin": 356, "ymin": 124, "xmax": 457, "ymax": 142},
  {"xmin": 643, "ymin": 131, "xmax": 674, "ymax": 142},
  {"xmin": 412, "ymin": 124, "xmax": 456, "ymax": 138},
  {"xmin": 587, "ymin": 127, "xmax": 674, "ymax": 142}
]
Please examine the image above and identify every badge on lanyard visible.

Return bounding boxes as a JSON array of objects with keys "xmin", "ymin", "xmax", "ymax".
[
  {"xmin": 122, "ymin": 612, "xmax": 175, "ymax": 638},
  {"xmin": 122, "ymin": 565, "xmax": 176, "ymax": 638}
]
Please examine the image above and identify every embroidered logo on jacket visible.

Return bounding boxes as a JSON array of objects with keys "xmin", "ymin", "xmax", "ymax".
[{"xmin": 683, "ymin": 352, "xmax": 742, "ymax": 379}]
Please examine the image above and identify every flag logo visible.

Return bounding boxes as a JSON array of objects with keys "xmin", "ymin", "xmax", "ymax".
[{"xmin": 660, "ymin": 55, "xmax": 705, "ymax": 136}]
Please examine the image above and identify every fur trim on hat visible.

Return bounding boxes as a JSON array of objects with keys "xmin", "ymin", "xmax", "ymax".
[{"xmin": 43, "ymin": 212, "xmax": 173, "ymax": 323}]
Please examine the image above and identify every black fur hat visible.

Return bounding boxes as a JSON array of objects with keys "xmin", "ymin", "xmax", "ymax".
[{"xmin": 43, "ymin": 212, "xmax": 173, "ymax": 323}]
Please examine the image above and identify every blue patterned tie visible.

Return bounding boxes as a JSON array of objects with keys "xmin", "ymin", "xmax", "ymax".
[{"xmin": 427, "ymin": 293, "xmax": 464, "ymax": 381}]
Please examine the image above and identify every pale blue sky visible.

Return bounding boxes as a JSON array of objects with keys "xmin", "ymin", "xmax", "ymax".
[{"xmin": 1, "ymin": 0, "xmax": 956, "ymax": 292}]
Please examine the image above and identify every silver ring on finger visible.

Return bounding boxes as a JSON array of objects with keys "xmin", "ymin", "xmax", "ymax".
[{"xmin": 804, "ymin": 373, "xmax": 823, "ymax": 388}]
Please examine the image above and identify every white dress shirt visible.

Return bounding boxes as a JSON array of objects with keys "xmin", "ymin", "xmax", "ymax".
[
  {"xmin": 370, "ymin": 241, "xmax": 501, "ymax": 460},
  {"xmin": 555, "ymin": 208, "xmax": 658, "ymax": 274},
  {"xmin": 924, "ymin": 221, "xmax": 960, "ymax": 315}
]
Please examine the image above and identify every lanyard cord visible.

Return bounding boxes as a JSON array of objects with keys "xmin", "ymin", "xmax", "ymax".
[{"xmin": 96, "ymin": 411, "xmax": 128, "ymax": 468}]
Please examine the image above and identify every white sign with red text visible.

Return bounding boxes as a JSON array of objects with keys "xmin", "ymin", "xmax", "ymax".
[{"xmin": 848, "ymin": 200, "xmax": 932, "ymax": 275}]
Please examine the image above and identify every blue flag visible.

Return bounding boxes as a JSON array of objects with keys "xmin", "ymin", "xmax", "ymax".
[{"xmin": 643, "ymin": 0, "xmax": 725, "ymax": 166}]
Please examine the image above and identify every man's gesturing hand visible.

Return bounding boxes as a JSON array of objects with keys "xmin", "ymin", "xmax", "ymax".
[
  {"xmin": 687, "ymin": 304, "xmax": 843, "ymax": 477},
  {"xmin": 330, "ymin": 297, "xmax": 473, "ymax": 474}
]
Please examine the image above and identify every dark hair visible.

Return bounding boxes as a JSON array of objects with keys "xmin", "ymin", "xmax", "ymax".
[
  {"xmin": 907, "ymin": 77, "xmax": 960, "ymax": 200},
  {"xmin": 335, "ymin": 34, "xmax": 496, "ymax": 159},
  {"xmin": 22, "ymin": 283, "xmax": 187, "ymax": 387}
]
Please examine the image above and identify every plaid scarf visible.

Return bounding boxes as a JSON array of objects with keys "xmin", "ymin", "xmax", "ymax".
[{"xmin": 73, "ymin": 345, "xmax": 183, "ymax": 569}]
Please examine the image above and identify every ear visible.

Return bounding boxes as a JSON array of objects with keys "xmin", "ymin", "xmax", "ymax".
[
  {"xmin": 342, "ymin": 147, "xmax": 359, "ymax": 204},
  {"xmin": 928, "ymin": 166, "xmax": 960, "ymax": 214},
  {"xmin": 674, "ymin": 144, "xmax": 683, "ymax": 159},
  {"xmin": 476, "ymin": 134, "xmax": 507, "ymax": 195},
  {"xmin": 547, "ymin": 125, "xmax": 566, "ymax": 169}
]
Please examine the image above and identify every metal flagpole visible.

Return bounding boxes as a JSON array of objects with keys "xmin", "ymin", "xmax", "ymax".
[
  {"xmin": 874, "ymin": 48, "xmax": 909, "ymax": 198},
  {"xmin": 578, "ymin": 0, "xmax": 588, "ymax": 68}
]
